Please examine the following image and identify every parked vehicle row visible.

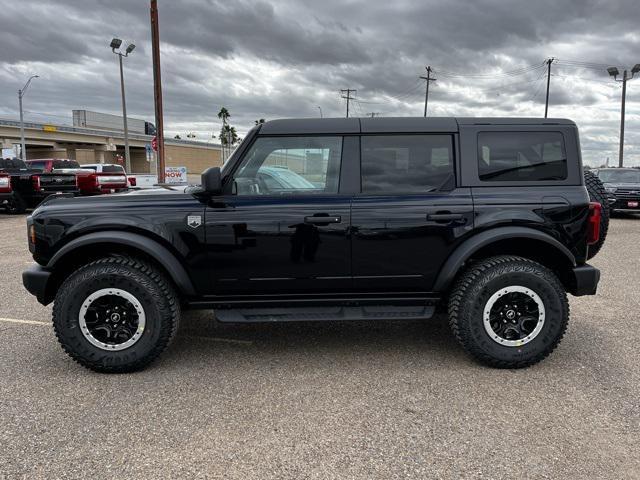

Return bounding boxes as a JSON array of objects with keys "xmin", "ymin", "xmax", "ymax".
[{"xmin": 0, "ymin": 158, "xmax": 136, "ymax": 214}]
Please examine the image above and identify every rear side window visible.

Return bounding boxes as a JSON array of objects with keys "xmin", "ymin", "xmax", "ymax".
[
  {"xmin": 103, "ymin": 165, "xmax": 125, "ymax": 173},
  {"xmin": 361, "ymin": 135, "xmax": 454, "ymax": 193},
  {"xmin": 478, "ymin": 132, "xmax": 567, "ymax": 182}
]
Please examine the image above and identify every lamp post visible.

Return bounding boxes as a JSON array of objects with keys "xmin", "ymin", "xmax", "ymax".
[
  {"xmin": 607, "ymin": 64, "xmax": 640, "ymax": 167},
  {"xmin": 18, "ymin": 75, "xmax": 38, "ymax": 161},
  {"xmin": 317, "ymin": 106, "xmax": 323, "ymax": 118},
  {"xmin": 110, "ymin": 38, "xmax": 136, "ymax": 173}
]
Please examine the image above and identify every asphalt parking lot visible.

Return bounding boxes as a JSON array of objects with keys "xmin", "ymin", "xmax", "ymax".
[{"xmin": 1, "ymin": 213, "xmax": 638, "ymax": 479}]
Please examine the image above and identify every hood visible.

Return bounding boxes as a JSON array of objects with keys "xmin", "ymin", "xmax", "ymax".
[
  {"xmin": 603, "ymin": 182, "xmax": 640, "ymax": 189},
  {"xmin": 32, "ymin": 184, "xmax": 195, "ymax": 216}
]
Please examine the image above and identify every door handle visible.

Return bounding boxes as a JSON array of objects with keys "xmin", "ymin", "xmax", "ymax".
[
  {"xmin": 427, "ymin": 213, "xmax": 464, "ymax": 222},
  {"xmin": 304, "ymin": 215, "xmax": 341, "ymax": 224}
]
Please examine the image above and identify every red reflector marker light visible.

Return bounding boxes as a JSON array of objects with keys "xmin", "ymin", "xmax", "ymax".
[
  {"xmin": 587, "ymin": 202, "xmax": 602, "ymax": 245},
  {"xmin": 32, "ymin": 175, "xmax": 41, "ymax": 191}
]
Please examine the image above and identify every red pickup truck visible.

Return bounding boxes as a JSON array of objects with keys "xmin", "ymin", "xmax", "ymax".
[{"xmin": 26, "ymin": 159, "xmax": 128, "ymax": 195}]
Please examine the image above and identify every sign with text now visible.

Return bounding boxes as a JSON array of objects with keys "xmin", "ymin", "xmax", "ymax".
[{"xmin": 164, "ymin": 166, "xmax": 187, "ymax": 184}]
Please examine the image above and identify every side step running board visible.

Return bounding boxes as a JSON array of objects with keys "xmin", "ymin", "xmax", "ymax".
[{"xmin": 215, "ymin": 305, "xmax": 435, "ymax": 323}]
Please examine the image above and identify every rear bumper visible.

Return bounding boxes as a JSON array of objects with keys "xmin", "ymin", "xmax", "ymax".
[
  {"xmin": 22, "ymin": 265, "xmax": 52, "ymax": 305},
  {"xmin": 569, "ymin": 264, "xmax": 600, "ymax": 296}
]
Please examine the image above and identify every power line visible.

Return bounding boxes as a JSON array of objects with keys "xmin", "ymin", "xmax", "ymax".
[
  {"xmin": 340, "ymin": 89, "xmax": 356, "ymax": 118},
  {"xmin": 434, "ymin": 61, "xmax": 547, "ymax": 78}
]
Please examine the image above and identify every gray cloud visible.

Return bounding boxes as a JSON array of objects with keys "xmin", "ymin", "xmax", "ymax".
[{"xmin": 0, "ymin": 0, "xmax": 639, "ymax": 165}]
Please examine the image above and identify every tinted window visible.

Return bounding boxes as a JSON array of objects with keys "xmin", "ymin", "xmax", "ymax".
[
  {"xmin": 1, "ymin": 158, "xmax": 28, "ymax": 170},
  {"xmin": 478, "ymin": 132, "xmax": 567, "ymax": 182},
  {"xmin": 233, "ymin": 136, "xmax": 342, "ymax": 195},
  {"xmin": 27, "ymin": 161, "xmax": 47, "ymax": 171},
  {"xmin": 361, "ymin": 135, "xmax": 454, "ymax": 193},
  {"xmin": 103, "ymin": 165, "xmax": 125, "ymax": 173},
  {"xmin": 53, "ymin": 160, "xmax": 80, "ymax": 169}
]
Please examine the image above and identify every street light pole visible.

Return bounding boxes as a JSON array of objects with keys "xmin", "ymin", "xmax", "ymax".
[
  {"xmin": 18, "ymin": 75, "xmax": 38, "ymax": 161},
  {"xmin": 117, "ymin": 52, "xmax": 131, "ymax": 173},
  {"xmin": 607, "ymin": 64, "xmax": 639, "ymax": 168},
  {"xmin": 110, "ymin": 38, "xmax": 135, "ymax": 173}
]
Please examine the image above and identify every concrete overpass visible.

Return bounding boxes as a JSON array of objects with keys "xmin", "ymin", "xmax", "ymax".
[{"xmin": 0, "ymin": 119, "xmax": 222, "ymax": 176}]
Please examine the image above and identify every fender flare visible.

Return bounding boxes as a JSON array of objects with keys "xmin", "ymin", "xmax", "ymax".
[
  {"xmin": 432, "ymin": 226, "xmax": 577, "ymax": 292},
  {"xmin": 48, "ymin": 231, "xmax": 197, "ymax": 296}
]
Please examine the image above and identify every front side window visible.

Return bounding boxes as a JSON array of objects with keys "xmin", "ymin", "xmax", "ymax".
[
  {"xmin": 478, "ymin": 132, "xmax": 567, "ymax": 182},
  {"xmin": 361, "ymin": 135, "xmax": 454, "ymax": 194},
  {"xmin": 232, "ymin": 136, "xmax": 342, "ymax": 195}
]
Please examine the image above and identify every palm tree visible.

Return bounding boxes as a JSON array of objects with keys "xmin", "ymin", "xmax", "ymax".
[
  {"xmin": 217, "ymin": 107, "xmax": 231, "ymax": 160},
  {"xmin": 217, "ymin": 107, "xmax": 230, "ymax": 125}
]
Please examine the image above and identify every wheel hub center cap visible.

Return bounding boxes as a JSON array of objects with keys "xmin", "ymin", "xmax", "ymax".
[
  {"xmin": 110, "ymin": 313, "xmax": 121, "ymax": 322},
  {"xmin": 505, "ymin": 309, "xmax": 516, "ymax": 320}
]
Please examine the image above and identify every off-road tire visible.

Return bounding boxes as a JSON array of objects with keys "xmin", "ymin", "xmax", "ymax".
[
  {"xmin": 6, "ymin": 192, "xmax": 27, "ymax": 214},
  {"xmin": 53, "ymin": 256, "xmax": 180, "ymax": 373},
  {"xmin": 584, "ymin": 170, "xmax": 609, "ymax": 259},
  {"xmin": 448, "ymin": 255, "xmax": 569, "ymax": 368}
]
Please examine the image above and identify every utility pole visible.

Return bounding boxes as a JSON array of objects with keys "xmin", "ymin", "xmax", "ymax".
[
  {"xmin": 18, "ymin": 75, "xmax": 38, "ymax": 161},
  {"xmin": 419, "ymin": 66, "xmax": 436, "ymax": 117},
  {"xmin": 340, "ymin": 89, "xmax": 356, "ymax": 118},
  {"xmin": 619, "ymin": 70, "xmax": 627, "ymax": 167},
  {"xmin": 607, "ymin": 64, "xmax": 639, "ymax": 167},
  {"xmin": 544, "ymin": 58, "xmax": 555, "ymax": 118},
  {"xmin": 150, "ymin": 0, "xmax": 166, "ymax": 182}
]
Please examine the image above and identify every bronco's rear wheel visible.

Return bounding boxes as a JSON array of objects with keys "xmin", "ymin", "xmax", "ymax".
[
  {"xmin": 53, "ymin": 256, "xmax": 180, "ymax": 373},
  {"xmin": 448, "ymin": 255, "xmax": 569, "ymax": 368}
]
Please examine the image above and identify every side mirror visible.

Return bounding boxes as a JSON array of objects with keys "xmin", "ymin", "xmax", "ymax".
[{"xmin": 201, "ymin": 167, "xmax": 222, "ymax": 194}]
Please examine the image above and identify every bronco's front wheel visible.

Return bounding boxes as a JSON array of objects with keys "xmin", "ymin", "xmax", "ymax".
[
  {"xmin": 53, "ymin": 256, "xmax": 180, "ymax": 373},
  {"xmin": 448, "ymin": 255, "xmax": 569, "ymax": 368}
]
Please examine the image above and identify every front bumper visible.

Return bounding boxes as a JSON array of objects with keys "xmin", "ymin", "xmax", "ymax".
[
  {"xmin": 610, "ymin": 195, "xmax": 640, "ymax": 212},
  {"xmin": 22, "ymin": 265, "xmax": 52, "ymax": 305},
  {"xmin": 569, "ymin": 264, "xmax": 600, "ymax": 296}
]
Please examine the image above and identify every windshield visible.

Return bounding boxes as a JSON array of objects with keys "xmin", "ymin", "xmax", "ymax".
[{"xmin": 597, "ymin": 169, "xmax": 640, "ymax": 183}]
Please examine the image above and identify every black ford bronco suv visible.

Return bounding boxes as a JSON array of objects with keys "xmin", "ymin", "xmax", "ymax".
[{"xmin": 23, "ymin": 117, "xmax": 606, "ymax": 373}]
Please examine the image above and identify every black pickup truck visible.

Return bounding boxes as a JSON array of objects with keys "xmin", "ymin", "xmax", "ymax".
[
  {"xmin": 0, "ymin": 158, "xmax": 78, "ymax": 213},
  {"xmin": 593, "ymin": 167, "xmax": 640, "ymax": 214},
  {"xmin": 22, "ymin": 117, "xmax": 606, "ymax": 373}
]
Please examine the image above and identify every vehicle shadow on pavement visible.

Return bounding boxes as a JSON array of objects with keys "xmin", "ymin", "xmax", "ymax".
[{"xmin": 162, "ymin": 311, "xmax": 468, "ymax": 368}]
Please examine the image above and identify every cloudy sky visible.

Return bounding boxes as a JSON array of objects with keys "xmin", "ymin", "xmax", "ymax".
[{"xmin": 1, "ymin": 0, "xmax": 639, "ymax": 166}]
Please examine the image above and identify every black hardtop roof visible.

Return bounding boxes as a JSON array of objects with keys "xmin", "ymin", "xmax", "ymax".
[{"xmin": 258, "ymin": 117, "xmax": 576, "ymax": 135}]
